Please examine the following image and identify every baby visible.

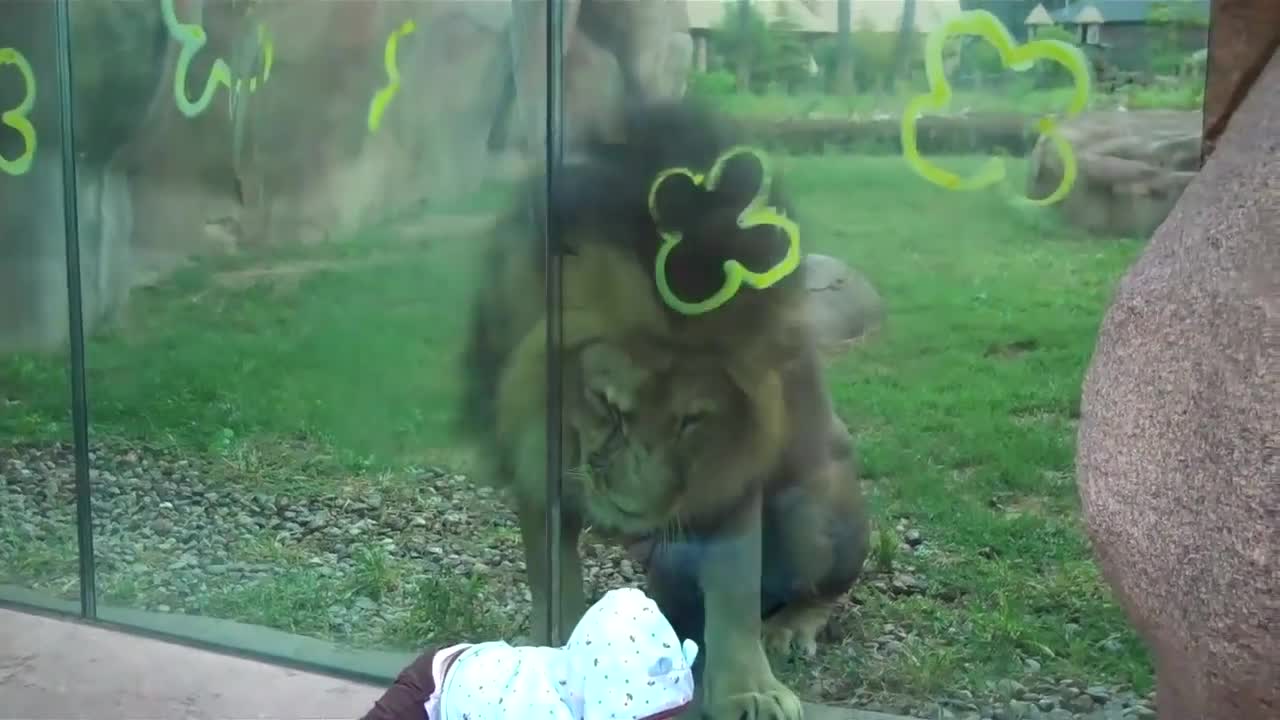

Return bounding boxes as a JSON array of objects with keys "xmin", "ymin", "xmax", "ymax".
[{"xmin": 422, "ymin": 587, "xmax": 698, "ymax": 720}]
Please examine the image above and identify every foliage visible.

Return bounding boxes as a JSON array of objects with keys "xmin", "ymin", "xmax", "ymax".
[
  {"xmin": 948, "ymin": 25, "xmax": 1083, "ymax": 91},
  {"xmin": 849, "ymin": 16, "xmax": 923, "ymax": 93},
  {"xmin": 1029, "ymin": 26, "xmax": 1085, "ymax": 88},
  {"xmin": 707, "ymin": 3, "xmax": 817, "ymax": 93},
  {"xmin": 1125, "ymin": 80, "xmax": 1204, "ymax": 110},
  {"xmin": 688, "ymin": 69, "xmax": 739, "ymax": 99},
  {"xmin": 1146, "ymin": 1, "xmax": 1211, "ymax": 75}
]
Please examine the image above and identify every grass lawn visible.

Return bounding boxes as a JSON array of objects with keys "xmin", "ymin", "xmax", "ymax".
[
  {"xmin": 698, "ymin": 83, "xmax": 1205, "ymax": 121},
  {"xmin": 0, "ymin": 154, "xmax": 1151, "ymax": 713}
]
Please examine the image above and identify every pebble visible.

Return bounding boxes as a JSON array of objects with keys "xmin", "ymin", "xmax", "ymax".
[
  {"xmin": 1, "ymin": 439, "xmax": 1146, "ymax": 720},
  {"xmin": 1086, "ymin": 687, "xmax": 1112, "ymax": 703},
  {"xmin": 995, "ymin": 700, "xmax": 1031, "ymax": 719},
  {"xmin": 996, "ymin": 679, "xmax": 1027, "ymax": 699},
  {"xmin": 1066, "ymin": 694, "xmax": 1097, "ymax": 713}
]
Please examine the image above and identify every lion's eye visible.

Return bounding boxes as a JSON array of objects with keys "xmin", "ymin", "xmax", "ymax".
[
  {"xmin": 677, "ymin": 411, "xmax": 708, "ymax": 437},
  {"xmin": 590, "ymin": 389, "xmax": 624, "ymax": 424}
]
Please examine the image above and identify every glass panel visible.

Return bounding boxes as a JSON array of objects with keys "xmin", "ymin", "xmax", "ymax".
[
  {"xmin": 0, "ymin": 0, "xmax": 80, "ymax": 614},
  {"xmin": 670, "ymin": 0, "xmax": 1210, "ymax": 718},
  {"xmin": 59, "ymin": 0, "xmax": 546, "ymax": 678}
]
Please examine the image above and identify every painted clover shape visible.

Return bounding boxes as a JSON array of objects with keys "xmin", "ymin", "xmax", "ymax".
[
  {"xmin": 0, "ymin": 47, "xmax": 36, "ymax": 177},
  {"xmin": 900, "ymin": 9, "xmax": 1091, "ymax": 207},
  {"xmin": 162, "ymin": 0, "xmax": 273, "ymax": 119},
  {"xmin": 647, "ymin": 145, "xmax": 802, "ymax": 316},
  {"xmin": 368, "ymin": 19, "xmax": 417, "ymax": 133}
]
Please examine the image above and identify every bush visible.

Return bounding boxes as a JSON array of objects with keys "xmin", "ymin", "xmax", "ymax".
[
  {"xmin": 688, "ymin": 70, "xmax": 738, "ymax": 99},
  {"xmin": 1029, "ymin": 26, "xmax": 1084, "ymax": 89}
]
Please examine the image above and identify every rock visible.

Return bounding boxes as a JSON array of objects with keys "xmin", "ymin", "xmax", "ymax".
[
  {"xmin": 1027, "ymin": 110, "xmax": 1202, "ymax": 239},
  {"xmin": 1085, "ymin": 686, "xmax": 1112, "ymax": 703},
  {"xmin": 801, "ymin": 253, "xmax": 885, "ymax": 359},
  {"xmin": 1065, "ymin": 694, "xmax": 1096, "ymax": 713},
  {"xmin": 1202, "ymin": 0, "xmax": 1280, "ymax": 158},
  {"xmin": 996, "ymin": 679, "xmax": 1027, "ymax": 700},
  {"xmin": 1076, "ymin": 52, "xmax": 1280, "ymax": 720},
  {"xmin": 889, "ymin": 573, "xmax": 926, "ymax": 596},
  {"xmin": 995, "ymin": 700, "xmax": 1031, "ymax": 720},
  {"xmin": 508, "ymin": 0, "xmax": 691, "ymax": 153}
]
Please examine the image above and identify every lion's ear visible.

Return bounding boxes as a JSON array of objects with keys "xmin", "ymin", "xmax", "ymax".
[
  {"xmin": 650, "ymin": 170, "xmax": 704, "ymax": 232},
  {"xmin": 708, "ymin": 147, "xmax": 770, "ymax": 212}
]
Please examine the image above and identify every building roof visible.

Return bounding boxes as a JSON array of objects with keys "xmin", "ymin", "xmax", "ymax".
[
  {"xmin": 686, "ymin": 0, "xmax": 965, "ymax": 34},
  {"xmin": 1048, "ymin": 0, "xmax": 1210, "ymax": 25},
  {"xmin": 1024, "ymin": 4, "xmax": 1055, "ymax": 25}
]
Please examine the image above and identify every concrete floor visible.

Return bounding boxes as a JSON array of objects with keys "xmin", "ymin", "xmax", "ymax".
[{"xmin": 0, "ymin": 606, "xmax": 914, "ymax": 720}]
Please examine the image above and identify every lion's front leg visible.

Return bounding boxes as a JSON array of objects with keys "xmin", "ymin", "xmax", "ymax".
[
  {"xmin": 517, "ymin": 499, "xmax": 587, "ymax": 646},
  {"xmin": 700, "ymin": 496, "xmax": 805, "ymax": 720}
]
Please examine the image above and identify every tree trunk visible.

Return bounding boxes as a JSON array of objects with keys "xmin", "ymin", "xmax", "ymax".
[
  {"xmin": 835, "ymin": 0, "xmax": 854, "ymax": 95},
  {"xmin": 887, "ymin": 0, "xmax": 917, "ymax": 92},
  {"xmin": 735, "ymin": 0, "xmax": 752, "ymax": 92}
]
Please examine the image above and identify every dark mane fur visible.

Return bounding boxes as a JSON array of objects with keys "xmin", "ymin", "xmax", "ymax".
[{"xmin": 457, "ymin": 97, "xmax": 812, "ymax": 442}]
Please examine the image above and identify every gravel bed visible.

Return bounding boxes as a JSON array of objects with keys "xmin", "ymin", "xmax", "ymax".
[{"xmin": 0, "ymin": 440, "xmax": 1155, "ymax": 720}]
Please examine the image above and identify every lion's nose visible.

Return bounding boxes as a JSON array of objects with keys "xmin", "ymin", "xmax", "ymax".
[{"xmin": 588, "ymin": 450, "xmax": 609, "ymax": 474}]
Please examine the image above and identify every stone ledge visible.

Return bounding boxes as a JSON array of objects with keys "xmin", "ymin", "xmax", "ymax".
[{"xmin": 0, "ymin": 587, "xmax": 920, "ymax": 720}]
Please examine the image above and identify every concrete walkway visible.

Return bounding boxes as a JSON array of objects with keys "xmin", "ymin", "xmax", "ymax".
[{"xmin": 0, "ymin": 606, "xmax": 913, "ymax": 720}]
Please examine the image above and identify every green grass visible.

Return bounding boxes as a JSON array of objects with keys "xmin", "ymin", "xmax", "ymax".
[
  {"xmin": 706, "ymin": 86, "xmax": 1094, "ymax": 119},
  {"xmin": 0, "ymin": 208, "xmax": 503, "ymax": 470},
  {"xmin": 697, "ymin": 82, "xmax": 1202, "ymax": 121},
  {"xmin": 0, "ymin": 154, "xmax": 1152, "ymax": 708}
]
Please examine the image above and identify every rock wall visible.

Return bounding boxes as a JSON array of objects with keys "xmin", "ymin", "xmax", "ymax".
[
  {"xmin": 1075, "ymin": 51, "xmax": 1278, "ymax": 720},
  {"xmin": 1027, "ymin": 110, "xmax": 1203, "ymax": 239},
  {"xmin": 0, "ymin": 0, "xmax": 162, "ymax": 354},
  {"xmin": 0, "ymin": 0, "xmax": 693, "ymax": 354}
]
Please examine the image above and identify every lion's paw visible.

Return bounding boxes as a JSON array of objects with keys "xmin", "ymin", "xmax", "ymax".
[
  {"xmin": 763, "ymin": 604, "xmax": 830, "ymax": 659},
  {"xmin": 704, "ymin": 682, "xmax": 804, "ymax": 720}
]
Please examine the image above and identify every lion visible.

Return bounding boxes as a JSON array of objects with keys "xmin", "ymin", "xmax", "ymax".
[{"xmin": 455, "ymin": 98, "xmax": 869, "ymax": 720}]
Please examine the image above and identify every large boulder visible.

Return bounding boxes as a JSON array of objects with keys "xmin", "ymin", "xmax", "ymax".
[
  {"xmin": 130, "ymin": 0, "xmax": 693, "ymax": 248},
  {"xmin": 802, "ymin": 254, "xmax": 884, "ymax": 360},
  {"xmin": 508, "ymin": 0, "xmax": 692, "ymax": 152},
  {"xmin": 1027, "ymin": 110, "xmax": 1202, "ymax": 239},
  {"xmin": 1, "ymin": 0, "xmax": 695, "ymax": 353},
  {"xmin": 1075, "ymin": 52, "xmax": 1279, "ymax": 720}
]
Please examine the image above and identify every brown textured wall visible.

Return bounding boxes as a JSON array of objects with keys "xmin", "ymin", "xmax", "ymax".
[
  {"xmin": 1201, "ymin": 0, "xmax": 1280, "ymax": 160},
  {"xmin": 1077, "ymin": 46, "xmax": 1279, "ymax": 720}
]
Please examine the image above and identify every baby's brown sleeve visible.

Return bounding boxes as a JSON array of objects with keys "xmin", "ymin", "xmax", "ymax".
[{"xmin": 359, "ymin": 646, "xmax": 443, "ymax": 720}]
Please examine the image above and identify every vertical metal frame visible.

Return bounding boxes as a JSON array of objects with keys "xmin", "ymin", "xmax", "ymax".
[
  {"xmin": 52, "ymin": 0, "xmax": 97, "ymax": 619},
  {"xmin": 541, "ymin": 0, "xmax": 567, "ymax": 647}
]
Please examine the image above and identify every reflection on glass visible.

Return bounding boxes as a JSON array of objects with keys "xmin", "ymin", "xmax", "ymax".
[
  {"xmin": 57, "ymin": 0, "xmax": 540, "ymax": 673},
  {"xmin": 670, "ymin": 1, "xmax": 1209, "ymax": 718},
  {"xmin": 0, "ymin": 0, "xmax": 79, "ymax": 611},
  {"xmin": 0, "ymin": 0, "xmax": 1216, "ymax": 714}
]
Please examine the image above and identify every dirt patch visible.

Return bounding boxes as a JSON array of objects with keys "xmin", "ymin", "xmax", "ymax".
[{"xmin": 210, "ymin": 255, "xmax": 414, "ymax": 293}]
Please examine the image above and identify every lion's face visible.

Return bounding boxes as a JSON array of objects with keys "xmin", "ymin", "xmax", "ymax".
[{"xmin": 565, "ymin": 338, "xmax": 785, "ymax": 535}]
